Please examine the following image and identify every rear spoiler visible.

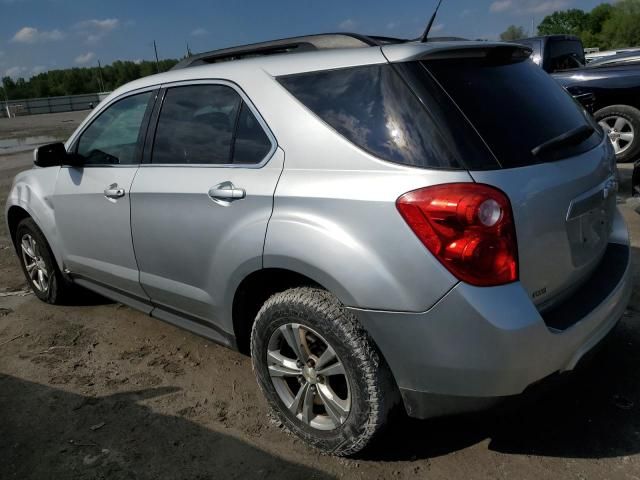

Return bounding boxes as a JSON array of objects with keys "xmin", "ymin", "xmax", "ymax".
[{"xmin": 382, "ymin": 42, "xmax": 532, "ymax": 63}]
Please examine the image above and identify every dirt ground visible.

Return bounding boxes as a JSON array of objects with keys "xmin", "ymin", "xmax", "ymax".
[{"xmin": 1, "ymin": 111, "xmax": 640, "ymax": 479}]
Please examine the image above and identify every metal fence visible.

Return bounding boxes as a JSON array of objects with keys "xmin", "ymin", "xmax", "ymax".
[{"xmin": 1, "ymin": 92, "xmax": 111, "ymax": 118}]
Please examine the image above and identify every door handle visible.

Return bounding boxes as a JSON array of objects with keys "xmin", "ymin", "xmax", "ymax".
[
  {"xmin": 104, "ymin": 184, "xmax": 125, "ymax": 199},
  {"xmin": 208, "ymin": 181, "xmax": 245, "ymax": 204}
]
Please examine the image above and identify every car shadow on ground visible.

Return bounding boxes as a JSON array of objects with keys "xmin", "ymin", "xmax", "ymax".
[
  {"xmin": 0, "ymin": 374, "xmax": 333, "ymax": 480},
  {"xmin": 366, "ymin": 291, "xmax": 640, "ymax": 462}
]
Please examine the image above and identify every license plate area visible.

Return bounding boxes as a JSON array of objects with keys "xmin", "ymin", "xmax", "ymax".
[{"xmin": 566, "ymin": 177, "xmax": 617, "ymax": 267}]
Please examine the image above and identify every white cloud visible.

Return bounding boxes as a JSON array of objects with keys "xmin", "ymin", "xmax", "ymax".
[
  {"xmin": 31, "ymin": 65, "xmax": 46, "ymax": 75},
  {"xmin": 527, "ymin": 0, "xmax": 572, "ymax": 14},
  {"xmin": 75, "ymin": 52, "xmax": 96, "ymax": 64},
  {"xmin": 386, "ymin": 21, "xmax": 398, "ymax": 30},
  {"xmin": 76, "ymin": 18, "xmax": 119, "ymax": 31},
  {"xmin": 191, "ymin": 27, "xmax": 208, "ymax": 37},
  {"xmin": 338, "ymin": 19, "xmax": 357, "ymax": 30},
  {"xmin": 5, "ymin": 65, "xmax": 27, "ymax": 78},
  {"xmin": 460, "ymin": 8, "xmax": 473, "ymax": 17},
  {"xmin": 490, "ymin": 0, "xmax": 572, "ymax": 14},
  {"xmin": 74, "ymin": 18, "xmax": 119, "ymax": 44},
  {"xmin": 431, "ymin": 23, "xmax": 445, "ymax": 33},
  {"xmin": 11, "ymin": 26, "xmax": 64, "ymax": 44},
  {"xmin": 490, "ymin": 0, "xmax": 513, "ymax": 13}
]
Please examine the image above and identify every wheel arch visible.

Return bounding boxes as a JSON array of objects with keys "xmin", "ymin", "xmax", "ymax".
[
  {"xmin": 232, "ymin": 267, "xmax": 325, "ymax": 354},
  {"xmin": 7, "ymin": 205, "xmax": 31, "ymax": 248},
  {"xmin": 594, "ymin": 95, "xmax": 640, "ymax": 115}
]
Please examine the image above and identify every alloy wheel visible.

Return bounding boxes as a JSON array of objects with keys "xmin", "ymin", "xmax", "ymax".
[
  {"xmin": 20, "ymin": 233, "xmax": 50, "ymax": 293},
  {"xmin": 266, "ymin": 323, "xmax": 351, "ymax": 431},
  {"xmin": 599, "ymin": 115, "xmax": 635, "ymax": 155}
]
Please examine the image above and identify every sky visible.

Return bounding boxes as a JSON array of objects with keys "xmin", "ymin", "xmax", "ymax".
[{"xmin": 1, "ymin": 0, "xmax": 611, "ymax": 79}]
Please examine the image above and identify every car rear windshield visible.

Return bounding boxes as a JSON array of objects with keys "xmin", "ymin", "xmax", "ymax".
[
  {"xmin": 277, "ymin": 64, "xmax": 496, "ymax": 170},
  {"xmin": 422, "ymin": 56, "xmax": 601, "ymax": 168},
  {"xmin": 548, "ymin": 40, "xmax": 585, "ymax": 71}
]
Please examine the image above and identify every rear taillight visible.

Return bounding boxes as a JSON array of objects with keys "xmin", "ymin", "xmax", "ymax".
[{"xmin": 396, "ymin": 183, "xmax": 518, "ymax": 286}]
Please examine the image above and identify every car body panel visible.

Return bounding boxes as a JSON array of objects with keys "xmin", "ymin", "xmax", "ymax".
[
  {"xmin": 264, "ymin": 167, "xmax": 471, "ymax": 312},
  {"xmin": 5, "ymin": 167, "xmax": 64, "ymax": 269},
  {"xmin": 53, "ymin": 165, "xmax": 148, "ymax": 298},
  {"xmin": 130, "ymin": 149, "xmax": 284, "ymax": 334},
  {"xmin": 351, "ymin": 206, "xmax": 630, "ymax": 406},
  {"xmin": 553, "ymin": 63, "xmax": 640, "ymax": 112},
  {"xmin": 470, "ymin": 137, "xmax": 617, "ymax": 309}
]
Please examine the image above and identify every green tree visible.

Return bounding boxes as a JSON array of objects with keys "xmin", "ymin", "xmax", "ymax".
[
  {"xmin": 537, "ymin": 8, "xmax": 589, "ymax": 36},
  {"xmin": 1, "ymin": 59, "xmax": 178, "ymax": 100},
  {"xmin": 587, "ymin": 3, "xmax": 614, "ymax": 34},
  {"xmin": 601, "ymin": 0, "xmax": 640, "ymax": 49},
  {"xmin": 500, "ymin": 25, "xmax": 527, "ymax": 41}
]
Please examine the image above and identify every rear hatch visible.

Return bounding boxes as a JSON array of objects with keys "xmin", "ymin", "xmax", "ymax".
[{"xmin": 393, "ymin": 45, "xmax": 616, "ymax": 309}]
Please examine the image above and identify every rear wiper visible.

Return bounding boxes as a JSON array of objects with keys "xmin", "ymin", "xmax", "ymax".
[{"xmin": 531, "ymin": 124, "xmax": 595, "ymax": 158}]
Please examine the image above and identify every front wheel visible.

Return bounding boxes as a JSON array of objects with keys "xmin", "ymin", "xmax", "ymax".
[
  {"xmin": 15, "ymin": 217, "xmax": 73, "ymax": 304},
  {"xmin": 250, "ymin": 287, "xmax": 397, "ymax": 456},
  {"xmin": 595, "ymin": 105, "xmax": 640, "ymax": 163}
]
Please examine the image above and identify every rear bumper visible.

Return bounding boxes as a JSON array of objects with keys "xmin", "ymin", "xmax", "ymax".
[{"xmin": 350, "ymin": 209, "xmax": 631, "ymax": 419}]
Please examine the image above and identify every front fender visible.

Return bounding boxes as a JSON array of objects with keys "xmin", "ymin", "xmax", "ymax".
[{"xmin": 5, "ymin": 167, "xmax": 63, "ymax": 270}]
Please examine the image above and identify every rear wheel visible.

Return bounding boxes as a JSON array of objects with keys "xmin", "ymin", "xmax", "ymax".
[
  {"xmin": 595, "ymin": 105, "xmax": 640, "ymax": 163},
  {"xmin": 15, "ymin": 218, "xmax": 73, "ymax": 304},
  {"xmin": 250, "ymin": 287, "xmax": 397, "ymax": 456}
]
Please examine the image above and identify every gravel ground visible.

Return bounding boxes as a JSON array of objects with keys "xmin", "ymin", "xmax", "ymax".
[{"xmin": 1, "ymin": 111, "xmax": 640, "ymax": 479}]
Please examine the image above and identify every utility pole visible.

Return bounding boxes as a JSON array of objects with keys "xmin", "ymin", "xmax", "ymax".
[
  {"xmin": 153, "ymin": 40, "xmax": 160, "ymax": 73},
  {"xmin": 186, "ymin": 41, "xmax": 192, "ymax": 58},
  {"xmin": 97, "ymin": 60, "xmax": 105, "ymax": 93},
  {"xmin": 531, "ymin": 17, "xmax": 535, "ymax": 36},
  {"xmin": 0, "ymin": 80, "xmax": 10, "ymax": 118}
]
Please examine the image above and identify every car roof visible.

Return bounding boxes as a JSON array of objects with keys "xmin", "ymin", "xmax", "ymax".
[{"xmin": 108, "ymin": 37, "xmax": 523, "ymax": 98}]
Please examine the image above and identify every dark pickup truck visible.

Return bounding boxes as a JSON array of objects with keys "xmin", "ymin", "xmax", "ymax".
[{"xmin": 519, "ymin": 35, "xmax": 640, "ymax": 162}]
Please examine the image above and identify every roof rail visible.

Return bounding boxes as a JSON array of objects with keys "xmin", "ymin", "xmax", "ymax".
[{"xmin": 171, "ymin": 33, "xmax": 408, "ymax": 70}]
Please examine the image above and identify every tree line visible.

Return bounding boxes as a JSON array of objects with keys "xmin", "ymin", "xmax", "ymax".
[
  {"xmin": 1, "ymin": 59, "xmax": 178, "ymax": 101},
  {"xmin": 500, "ymin": 0, "xmax": 640, "ymax": 50}
]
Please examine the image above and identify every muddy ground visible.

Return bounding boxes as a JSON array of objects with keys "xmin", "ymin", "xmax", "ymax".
[{"xmin": 1, "ymin": 111, "xmax": 640, "ymax": 479}]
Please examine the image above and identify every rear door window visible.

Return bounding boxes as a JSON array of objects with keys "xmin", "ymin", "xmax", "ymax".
[
  {"xmin": 232, "ymin": 102, "xmax": 272, "ymax": 164},
  {"xmin": 151, "ymin": 84, "xmax": 272, "ymax": 165},
  {"xmin": 423, "ymin": 56, "xmax": 601, "ymax": 168},
  {"xmin": 152, "ymin": 85, "xmax": 240, "ymax": 165}
]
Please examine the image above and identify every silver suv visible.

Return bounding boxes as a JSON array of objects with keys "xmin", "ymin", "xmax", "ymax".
[{"xmin": 6, "ymin": 34, "xmax": 632, "ymax": 456}]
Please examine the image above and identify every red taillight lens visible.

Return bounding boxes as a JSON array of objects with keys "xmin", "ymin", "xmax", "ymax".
[{"xmin": 396, "ymin": 183, "xmax": 518, "ymax": 286}]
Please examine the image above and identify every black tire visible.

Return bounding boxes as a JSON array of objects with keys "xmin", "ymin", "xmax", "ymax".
[
  {"xmin": 15, "ymin": 217, "xmax": 74, "ymax": 304},
  {"xmin": 250, "ymin": 287, "xmax": 398, "ymax": 456},
  {"xmin": 595, "ymin": 105, "xmax": 640, "ymax": 163}
]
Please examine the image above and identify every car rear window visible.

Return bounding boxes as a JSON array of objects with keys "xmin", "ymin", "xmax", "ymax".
[
  {"xmin": 278, "ymin": 64, "xmax": 496, "ymax": 170},
  {"xmin": 423, "ymin": 57, "xmax": 601, "ymax": 168},
  {"xmin": 548, "ymin": 40, "xmax": 585, "ymax": 71}
]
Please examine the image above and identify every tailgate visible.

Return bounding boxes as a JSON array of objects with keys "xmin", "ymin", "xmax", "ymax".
[
  {"xmin": 471, "ymin": 149, "xmax": 616, "ymax": 307},
  {"xmin": 419, "ymin": 47, "xmax": 615, "ymax": 307}
]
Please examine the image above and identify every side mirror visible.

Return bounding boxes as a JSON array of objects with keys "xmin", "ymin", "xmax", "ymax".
[
  {"xmin": 33, "ymin": 142, "xmax": 84, "ymax": 168},
  {"xmin": 33, "ymin": 142, "xmax": 66, "ymax": 168}
]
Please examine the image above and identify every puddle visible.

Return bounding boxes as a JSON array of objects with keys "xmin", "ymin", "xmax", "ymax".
[{"xmin": 0, "ymin": 135, "xmax": 59, "ymax": 155}]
